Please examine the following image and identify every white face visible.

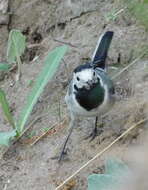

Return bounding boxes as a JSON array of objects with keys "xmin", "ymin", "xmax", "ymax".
[{"xmin": 73, "ymin": 68, "xmax": 98, "ymax": 90}]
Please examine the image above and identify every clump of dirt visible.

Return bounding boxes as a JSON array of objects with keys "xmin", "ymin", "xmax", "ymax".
[{"xmin": 0, "ymin": 0, "xmax": 148, "ymax": 190}]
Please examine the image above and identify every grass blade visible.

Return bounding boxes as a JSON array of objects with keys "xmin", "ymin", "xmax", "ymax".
[
  {"xmin": 0, "ymin": 88, "xmax": 15, "ymax": 129},
  {"xmin": 17, "ymin": 45, "xmax": 68, "ymax": 134}
]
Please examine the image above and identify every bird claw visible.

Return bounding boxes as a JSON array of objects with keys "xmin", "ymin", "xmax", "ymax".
[
  {"xmin": 58, "ymin": 150, "xmax": 68, "ymax": 162},
  {"xmin": 50, "ymin": 149, "xmax": 68, "ymax": 162},
  {"xmin": 84, "ymin": 128, "xmax": 103, "ymax": 142}
]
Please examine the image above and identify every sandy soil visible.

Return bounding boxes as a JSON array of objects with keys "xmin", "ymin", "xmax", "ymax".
[{"xmin": 0, "ymin": 0, "xmax": 148, "ymax": 189}]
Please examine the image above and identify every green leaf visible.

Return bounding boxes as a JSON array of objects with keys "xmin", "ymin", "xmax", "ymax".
[
  {"xmin": 88, "ymin": 174, "xmax": 116, "ymax": 190},
  {"xmin": 88, "ymin": 159, "xmax": 130, "ymax": 190},
  {"xmin": 16, "ymin": 45, "xmax": 68, "ymax": 134},
  {"xmin": 0, "ymin": 130, "xmax": 16, "ymax": 146},
  {"xmin": 0, "ymin": 88, "xmax": 15, "ymax": 129},
  {"xmin": 105, "ymin": 159, "xmax": 129, "ymax": 177},
  {"xmin": 0, "ymin": 63, "xmax": 11, "ymax": 71},
  {"xmin": 7, "ymin": 29, "xmax": 26, "ymax": 63}
]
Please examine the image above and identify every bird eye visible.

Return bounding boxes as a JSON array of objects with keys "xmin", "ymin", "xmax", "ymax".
[
  {"xmin": 74, "ymin": 84, "xmax": 78, "ymax": 91},
  {"xmin": 77, "ymin": 77, "xmax": 80, "ymax": 81}
]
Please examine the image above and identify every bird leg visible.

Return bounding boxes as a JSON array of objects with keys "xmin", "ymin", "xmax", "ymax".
[
  {"xmin": 58, "ymin": 114, "xmax": 75, "ymax": 162},
  {"xmin": 85, "ymin": 116, "xmax": 104, "ymax": 141}
]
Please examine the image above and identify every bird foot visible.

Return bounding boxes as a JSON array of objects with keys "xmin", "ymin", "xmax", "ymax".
[
  {"xmin": 58, "ymin": 149, "xmax": 68, "ymax": 162},
  {"xmin": 84, "ymin": 127, "xmax": 104, "ymax": 142},
  {"xmin": 50, "ymin": 149, "xmax": 69, "ymax": 162}
]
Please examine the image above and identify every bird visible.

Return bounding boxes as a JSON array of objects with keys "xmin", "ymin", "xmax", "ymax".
[{"xmin": 59, "ymin": 31, "xmax": 115, "ymax": 162}]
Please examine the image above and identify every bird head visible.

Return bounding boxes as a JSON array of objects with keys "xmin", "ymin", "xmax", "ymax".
[{"xmin": 73, "ymin": 65, "xmax": 99, "ymax": 91}]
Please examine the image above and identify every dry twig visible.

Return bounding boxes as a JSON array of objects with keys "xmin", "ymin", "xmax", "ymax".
[{"xmin": 30, "ymin": 117, "xmax": 67, "ymax": 146}]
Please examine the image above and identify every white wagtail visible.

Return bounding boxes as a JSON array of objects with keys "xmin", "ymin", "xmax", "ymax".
[{"xmin": 59, "ymin": 31, "xmax": 115, "ymax": 161}]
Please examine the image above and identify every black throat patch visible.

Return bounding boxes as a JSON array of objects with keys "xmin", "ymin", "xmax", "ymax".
[{"xmin": 74, "ymin": 79, "xmax": 105, "ymax": 111}]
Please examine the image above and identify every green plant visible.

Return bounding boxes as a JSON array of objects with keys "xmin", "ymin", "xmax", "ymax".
[
  {"xmin": 43, "ymin": 127, "xmax": 49, "ymax": 132},
  {"xmin": 88, "ymin": 159, "xmax": 130, "ymax": 190},
  {"xmin": 7, "ymin": 29, "xmax": 26, "ymax": 81},
  {"xmin": 0, "ymin": 30, "xmax": 26, "ymax": 77},
  {"xmin": 0, "ymin": 45, "xmax": 68, "ymax": 146},
  {"xmin": 26, "ymin": 130, "xmax": 36, "ymax": 139},
  {"xmin": 0, "ymin": 130, "xmax": 16, "ymax": 146},
  {"xmin": 0, "ymin": 63, "xmax": 11, "ymax": 71},
  {"xmin": 105, "ymin": 8, "xmax": 126, "ymax": 22},
  {"xmin": 124, "ymin": 0, "xmax": 148, "ymax": 29},
  {"xmin": 27, "ymin": 79, "xmax": 34, "ymax": 87},
  {"xmin": 0, "ymin": 89, "xmax": 15, "ymax": 129},
  {"xmin": 0, "ymin": 89, "xmax": 16, "ymax": 145}
]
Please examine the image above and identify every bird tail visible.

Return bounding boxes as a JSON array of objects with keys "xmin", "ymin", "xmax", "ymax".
[{"xmin": 91, "ymin": 31, "xmax": 114, "ymax": 69}]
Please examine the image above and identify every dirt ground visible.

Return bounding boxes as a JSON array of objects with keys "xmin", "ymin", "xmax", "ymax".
[{"xmin": 0, "ymin": 0, "xmax": 148, "ymax": 189}]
